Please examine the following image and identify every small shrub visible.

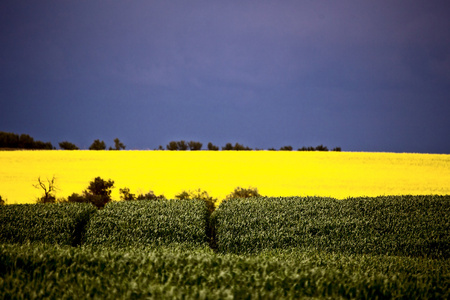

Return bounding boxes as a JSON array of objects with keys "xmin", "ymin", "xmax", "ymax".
[
  {"xmin": 67, "ymin": 177, "xmax": 115, "ymax": 208},
  {"xmin": 224, "ymin": 187, "xmax": 262, "ymax": 201},
  {"xmin": 119, "ymin": 188, "xmax": 135, "ymax": 201},
  {"xmin": 136, "ymin": 190, "xmax": 166, "ymax": 200},
  {"xmin": 175, "ymin": 189, "xmax": 217, "ymax": 213},
  {"xmin": 207, "ymin": 142, "xmax": 219, "ymax": 150},
  {"xmin": 59, "ymin": 141, "xmax": 79, "ymax": 150}
]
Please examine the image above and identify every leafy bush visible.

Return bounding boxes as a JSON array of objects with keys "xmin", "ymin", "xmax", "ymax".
[
  {"xmin": 58, "ymin": 141, "xmax": 79, "ymax": 150},
  {"xmin": 222, "ymin": 142, "xmax": 252, "ymax": 150},
  {"xmin": 188, "ymin": 141, "xmax": 202, "ymax": 150},
  {"xmin": 89, "ymin": 139, "xmax": 106, "ymax": 150},
  {"xmin": 224, "ymin": 187, "xmax": 262, "ymax": 201},
  {"xmin": 279, "ymin": 145, "xmax": 293, "ymax": 151},
  {"xmin": 136, "ymin": 190, "xmax": 166, "ymax": 200},
  {"xmin": 67, "ymin": 177, "xmax": 114, "ymax": 208},
  {"xmin": 84, "ymin": 199, "xmax": 209, "ymax": 247},
  {"xmin": 0, "ymin": 203, "xmax": 96, "ymax": 246},
  {"xmin": 0, "ymin": 195, "xmax": 6, "ymax": 205},
  {"xmin": 207, "ymin": 142, "xmax": 219, "ymax": 150},
  {"xmin": 212, "ymin": 195, "xmax": 450, "ymax": 258},
  {"xmin": 119, "ymin": 188, "xmax": 166, "ymax": 201},
  {"xmin": 175, "ymin": 189, "xmax": 217, "ymax": 213},
  {"xmin": 119, "ymin": 187, "xmax": 135, "ymax": 201}
]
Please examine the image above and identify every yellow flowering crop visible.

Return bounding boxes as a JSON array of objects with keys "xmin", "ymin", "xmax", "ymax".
[{"xmin": 0, "ymin": 150, "xmax": 449, "ymax": 204}]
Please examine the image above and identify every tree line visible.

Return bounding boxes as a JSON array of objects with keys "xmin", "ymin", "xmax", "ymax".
[
  {"xmin": 162, "ymin": 140, "xmax": 341, "ymax": 151},
  {"xmin": 10, "ymin": 175, "xmax": 262, "ymax": 213},
  {"xmin": 0, "ymin": 131, "xmax": 341, "ymax": 151},
  {"xmin": 0, "ymin": 131, "xmax": 53, "ymax": 150}
]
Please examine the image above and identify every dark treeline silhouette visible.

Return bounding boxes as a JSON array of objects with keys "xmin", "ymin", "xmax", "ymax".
[
  {"xmin": 0, "ymin": 131, "xmax": 341, "ymax": 151},
  {"xmin": 0, "ymin": 131, "xmax": 53, "ymax": 150},
  {"xmin": 162, "ymin": 140, "xmax": 341, "ymax": 152}
]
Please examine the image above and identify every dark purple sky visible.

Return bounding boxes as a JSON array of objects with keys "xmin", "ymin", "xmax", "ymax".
[{"xmin": 1, "ymin": 1, "xmax": 449, "ymax": 152}]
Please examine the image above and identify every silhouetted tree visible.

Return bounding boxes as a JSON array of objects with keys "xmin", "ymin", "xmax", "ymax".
[
  {"xmin": 166, "ymin": 141, "xmax": 178, "ymax": 150},
  {"xmin": 207, "ymin": 142, "xmax": 219, "ymax": 151},
  {"xmin": 224, "ymin": 186, "xmax": 262, "ymax": 201},
  {"xmin": 280, "ymin": 146, "xmax": 293, "ymax": 151},
  {"xmin": 67, "ymin": 177, "xmax": 114, "ymax": 208},
  {"xmin": 18, "ymin": 134, "xmax": 34, "ymax": 149},
  {"xmin": 0, "ymin": 131, "xmax": 53, "ymax": 149},
  {"xmin": 175, "ymin": 188, "xmax": 217, "ymax": 213},
  {"xmin": 136, "ymin": 190, "xmax": 165, "ymax": 200},
  {"xmin": 0, "ymin": 195, "xmax": 6, "ymax": 205},
  {"xmin": 315, "ymin": 145, "xmax": 328, "ymax": 151},
  {"xmin": 177, "ymin": 140, "xmax": 188, "ymax": 150},
  {"xmin": 298, "ymin": 146, "xmax": 316, "ymax": 151},
  {"xmin": 89, "ymin": 139, "xmax": 106, "ymax": 150},
  {"xmin": 222, "ymin": 143, "xmax": 234, "ymax": 150},
  {"xmin": 188, "ymin": 141, "xmax": 202, "ymax": 150},
  {"xmin": 59, "ymin": 141, "xmax": 79, "ymax": 150},
  {"xmin": 33, "ymin": 176, "xmax": 58, "ymax": 204},
  {"xmin": 33, "ymin": 141, "xmax": 54, "ymax": 149},
  {"xmin": 119, "ymin": 187, "xmax": 135, "ymax": 201},
  {"xmin": 332, "ymin": 147, "xmax": 342, "ymax": 152},
  {"xmin": 0, "ymin": 131, "xmax": 19, "ymax": 148},
  {"xmin": 268, "ymin": 148, "xmax": 276, "ymax": 151},
  {"xmin": 113, "ymin": 138, "xmax": 126, "ymax": 150},
  {"xmin": 233, "ymin": 143, "xmax": 252, "ymax": 150}
]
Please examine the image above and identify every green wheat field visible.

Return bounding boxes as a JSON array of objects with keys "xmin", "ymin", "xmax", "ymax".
[{"xmin": 1, "ymin": 195, "xmax": 449, "ymax": 299}]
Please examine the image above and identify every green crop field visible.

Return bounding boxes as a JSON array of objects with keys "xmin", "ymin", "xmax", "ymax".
[{"xmin": 1, "ymin": 196, "xmax": 449, "ymax": 299}]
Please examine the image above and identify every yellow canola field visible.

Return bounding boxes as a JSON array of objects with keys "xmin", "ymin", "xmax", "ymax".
[{"xmin": 0, "ymin": 150, "xmax": 449, "ymax": 204}]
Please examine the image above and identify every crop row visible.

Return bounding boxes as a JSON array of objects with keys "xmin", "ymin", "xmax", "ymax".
[
  {"xmin": 1, "ymin": 195, "xmax": 449, "ymax": 258},
  {"xmin": 0, "ymin": 200, "xmax": 209, "ymax": 248},
  {"xmin": 0, "ymin": 243, "xmax": 448, "ymax": 299},
  {"xmin": 0, "ymin": 203, "xmax": 96, "ymax": 246},
  {"xmin": 213, "ymin": 195, "xmax": 450, "ymax": 258},
  {"xmin": 85, "ymin": 200, "xmax": 209, "ymax": 247}
]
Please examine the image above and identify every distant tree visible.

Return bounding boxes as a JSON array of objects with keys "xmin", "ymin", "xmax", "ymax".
[
  {"xmin": 67, "ymin": 193, "xmax": 85, "ymax": 203},
  {"xmin": 136, "ymin": 190, "xmax": 165, "ymax": 200},
  {"xmin": 85, "ymin": 177, "xmax": 115, "ymax": 208},
  {"xmin": 224, "ymin": 186, "xmax": 262, "ymax": 201},
  {"xmin": 34, "ymin": 141, "xmax": 54, "ymax": 149},
  {"xmin": 59, "ymin": 141, "xmax": 79, "ymax": 150},
  {"xmin": 166, "ymin": 141, "xmax": 178, "ymax": 150},
  {"xmin": 157, "ymin": 145, "xmax": 164, "ymax": 150},
  {"xmin": 222, "ymin": 143, "xmax": 234, "ymax": 151},
  {"xmin": 233, "ymin": 143, "xmax": 252, "ymax": 150},
  {"xmin": 268, "ymin": 148, "xmax": 276, "ymax": 151},
  {"xmin": 177, "ymin": 140, "xmax": 188, "ymax": 150},
  {"xmin": 0, "ymin": 131, "xmax": 19, "ymax": 148},
  {"xmin": 315, "ymin": 145, "xmax": 328, "ymax": 151},
  {"xmin": 188, "ymin": 141, "xmax": 202, "ymax": 150},
  {"xmin": 113, "ymin": 138, "xmax": 126, "ymax": 150},
  {"xmin": 33, "ymin": 176, "xmax": 58, "ymax": 204},
  {"xmin": 0, "ymin": 131, "xmax": 53, "ymax": 149},
  {"xmin": 207, "ymin": 142, "xmax": 219, "ymax": 151},
  {"xmin": 18, "ymin": 134, "xmax": 35, "ymax": 149},
  {"xmin": 119, "ymin": 187, "xmax": 135, "ymax": 201},
  {"xmin": 0, "ymin": 195, "xmax": 6, "ymax": 205},
  {"xmin": 280, "ymin": 146, "xmax": 293, "ymax": 151},
  {"xmin": 298, "ymin": 146, "xmax": 316, "ymax": 151},
  {"xmin": 175, "ymin": 188, "xmax": 217, "ymax": 213},
  {"xmin": 67, "ymin": 177, "xmax": 115, "ymax": 208},
  {"xmin": 332, "ymin": 147, "xmax": 342, "ymax": 152},
  {"xmin": 89, "ymin": 139, "xmax": 106, "ymax": 150}
]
